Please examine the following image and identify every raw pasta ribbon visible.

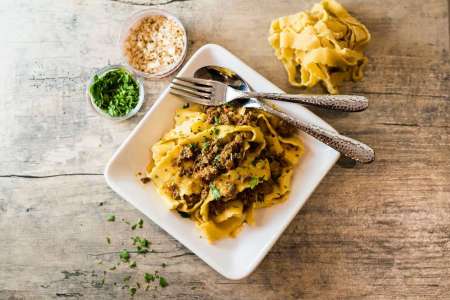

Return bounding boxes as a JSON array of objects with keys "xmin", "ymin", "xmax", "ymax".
[{"xmin": 268, "ymin": 0, "xmax": 371, "ymax": 94}]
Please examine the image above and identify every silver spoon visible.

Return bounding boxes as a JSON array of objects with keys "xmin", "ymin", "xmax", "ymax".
[
  {"xmin": 193, "ymin": 65, "xmax": 375, "ymax": 163},
  {"xmin": 193, "ymin": 66, "xmax": 368, "ymax": 112}
]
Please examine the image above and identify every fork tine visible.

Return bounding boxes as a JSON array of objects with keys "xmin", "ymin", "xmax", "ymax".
[
  {"xmin": 170, "ymin": 83, "xmax": 211, "ymax": 98},
  {"xmin": 169, "ymin": 87, "xmax": 212, "ymax": 106},
  {"xmin": 172, "ymin": 79, "xmax": 213, "ymax": 93},
  {"xmin": 175, "ymin": 76, "xmax": 213, "ymax": 87}
]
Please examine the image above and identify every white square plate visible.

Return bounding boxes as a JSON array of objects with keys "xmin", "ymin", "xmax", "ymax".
[{"xmin": 105, "ymin": 44, "xmax": 340, "ymax": 280}]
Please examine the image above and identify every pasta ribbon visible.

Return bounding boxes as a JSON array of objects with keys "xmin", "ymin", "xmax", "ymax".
[{"xmin": 268, "ymin": 0, "xmax": 371, "ymax": 94}]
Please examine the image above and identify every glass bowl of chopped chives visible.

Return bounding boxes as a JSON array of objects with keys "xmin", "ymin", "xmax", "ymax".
[{"xmin": 86, "ymin": 65, "xmax": 145, "ymax": 121}]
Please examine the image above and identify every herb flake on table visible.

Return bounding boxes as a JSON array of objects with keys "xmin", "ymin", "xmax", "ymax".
[
  {"xmin": 119, "ymin": 249, "xmax": 130, "ymax": 262},
  {"xmin": 159, "ymin": 276, "xmax": 168, "ymax": 288},
  {"xmin": 144, "ymin": 272, "xmax": 155, "ymax": 283},
  {"xmin": 107, "ymin": 214, "xmax": 115, "ymax": 222}
]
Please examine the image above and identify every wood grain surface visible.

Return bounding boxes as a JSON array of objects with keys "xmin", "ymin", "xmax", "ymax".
[{"xmin": 0, "ymin": 0, "xmax": 449, "ymax": 299}]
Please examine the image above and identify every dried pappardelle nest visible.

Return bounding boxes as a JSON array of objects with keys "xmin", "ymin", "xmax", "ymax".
[
  {"xmin": 147, "ymin": 104, "xmax": 304, "ymax": 242},
  {"xmin": 268, "ymin": 0, "xmax": 371, "ymax": 94}
]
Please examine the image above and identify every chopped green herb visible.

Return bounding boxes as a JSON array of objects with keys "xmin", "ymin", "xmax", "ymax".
[
  {"xmin": 213, "ymin": 127, "xmax": 220, "ymax": 135},
  {"xmin": 89, "ymin": 68, "xmax": 139, "ymax": 117},
  {"xmin": 129, "ymin": 287, "xmax": 137, "ymax": 296},
  {"xmin": 144, "ymin": 273, "xmax": 155, "ymax": 283},
  {"xmin": 106, "ymin": 237, "xmax": 111, "ymax": 244},
  {"xmin": 137, "ymin": 246, "xmax": 149, "ymax": 254},
  {"xmin": 136, "ymin": 282, "xmax": 141, "ymax": 289},
  {"xmin": 182, "ymin": 103, "xmax": 190, "ymax": 109},
  {"xmin": 161, "ymin": 263, "xmax": 167, "ymax": 268},
  {"xmin": 107, "ymin": 214, "xmax": 115, "ymax": 222},
  {"xmin": 178, "ymin": 211, "xmax": 190, "ymax": 218},
  {"xmin": 214, "ymin": 115, "xmax": 220, "ymax": 125},
  {"xmin": 109, "ymin": 266, "xmax": 116, "ymax": 271},
  {"xmin": 159, "ymin": 276, "xmax": 168, "ymax": 288},
  {"xmin": 123, "ymin": 275, "xmax": 131, "ymax": 282},
  {"xmin": 119, "ymin": 249, "xmax": 130, "ymax": 262},
  {"xmin": 201, "ymin": 141, "xmax": 210, "ymax": 151},
  {"xmin": 131, "ymin": 224, "xmax": 137, "ymax": 230},
  {"xmin": 209, "ymin": 184, "xmax": 221, "ymax": 200},
  {"xmin": 249, "ymin": 176, "xmax": 260, "ymax": 189},
  {"xmin": 213, "ymin": 154, "xmax": 221, "ymax": 165},
  {"xmin": 137, "ymin": 218, "xmax": 144, "ymax": 228},
  {"xmin": 129, "ymin": 261, "xmax": 137, "ymax": 268}
]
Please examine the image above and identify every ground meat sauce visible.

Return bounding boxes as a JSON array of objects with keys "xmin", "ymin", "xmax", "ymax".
[{"xmin": 177, "ymin": 107, "xmax": 296, "ymax": 215}]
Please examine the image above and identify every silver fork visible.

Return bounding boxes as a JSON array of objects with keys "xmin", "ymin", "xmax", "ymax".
[
  {"xmin": 170, "ymin": 77, "xmax": 368, "ymax": 112},
  {"xmin": 169, "ymin": 77, "xmax": 375, "ymax": 163}
]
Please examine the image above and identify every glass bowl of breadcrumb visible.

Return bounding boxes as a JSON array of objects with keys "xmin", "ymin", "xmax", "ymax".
[{"xmin": 119, "ymin": 9, "xmax": 188, "ymax": 79}]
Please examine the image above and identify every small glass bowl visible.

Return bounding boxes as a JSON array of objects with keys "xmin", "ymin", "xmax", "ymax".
[
  {"xmin": 86, "ymin": 64, "xmax": 145, "ymax": 122},
  {"xmin": 118, "ymin": 9, "xmax": 188, "ymax": 79}
]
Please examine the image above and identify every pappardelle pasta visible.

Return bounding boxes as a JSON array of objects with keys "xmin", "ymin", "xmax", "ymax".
[
  {"xmin": 268, "ymin": 0, "xmax": 371, "ymax": 94},
  {"xmin": 147, "ymin": 104, "xmax": 303, "ymax": 242}
]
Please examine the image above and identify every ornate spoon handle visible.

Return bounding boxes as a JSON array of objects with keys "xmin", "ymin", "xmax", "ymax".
[
  {"xmin": 258, "ymin": 101, "xmax": 375, "ymax": 163},
  {"xmin": 245, "ymin": 92, "xmax": 368, "ymax": 112}
]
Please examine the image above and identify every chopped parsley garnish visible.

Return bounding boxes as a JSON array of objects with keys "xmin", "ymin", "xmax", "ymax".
[
  {"xmin": 131, "ymin": 224, "xmax": 137, "ymax": 230},
  {"xmin": 188, "ymin": 143, "xmax": 198, "ymax": 152},
  {"xmin": 119, "ymin": 249, "xmax": 130, "ymax": 262},
  {"xmin": 213, "ymin": 115, "xmax": 220, "ymax": 125},
  {"xmin": 89, "ymin": 68, "xmax": 139, "ymax": 117},
  {"xmin": 100, "ymin": 214, "xmax": 171, "ymax": 293},
  {"xmin": 131, "ymin": 236, "xmax": 150, "ymax": 254},
  {"xmin": 209, "ymin": 184, "xmax": 221, "ymax": 200},
  {"xmin": 213, "ymin": 154, "xmax": 221, "ymax": 165},
  {"xmin": 107, "ymin": 214, "xmax": 115, "ymax": 222},
  {"xmin": 144, "ymin": 273, "xmax": 155, "ymax": 283},
  {"xmin": 159, "ymin": 276, "xmax": 168, "ymax": 288},
  {"xmin": 213, "ymin": 127, "xmax": 220, "ymax": 135},
  {"xmin": 201, "ymin": 141, "xmax": 210, "ymax": 151},
  {"xmin": 249, "ymin": 176, "xmax": 260, "ymax": 189}
]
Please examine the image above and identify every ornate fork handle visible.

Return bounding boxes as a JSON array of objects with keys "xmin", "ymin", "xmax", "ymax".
[
  {"xmin": 258, "ymin": 101, "xmax": 375, "ymax": 163},
  {"xmin": 245, "ymin": 92, "xmax": 368, "ymax": 112}
]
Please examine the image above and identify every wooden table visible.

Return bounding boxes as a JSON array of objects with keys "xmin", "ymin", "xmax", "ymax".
[{"xmin": 1, "ymin": 0, "xmax": 449, "ymax": 299}]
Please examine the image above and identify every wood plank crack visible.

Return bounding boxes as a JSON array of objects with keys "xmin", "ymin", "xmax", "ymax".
[
  {"xmin": 109, "ymin": 0, "xmax": 190, "ymax": 6},
  {"xmin": 355, "ymin": 90, "xmax": 449, "ymax": 99},
  {"xmin": 0, "ymin": 173, "xmax": 103, "ymax": 179},
  {"xmin": 375, "ymin": 122, "xmax": 450, "ymax": 128}
]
